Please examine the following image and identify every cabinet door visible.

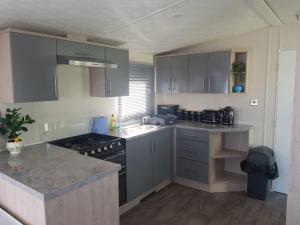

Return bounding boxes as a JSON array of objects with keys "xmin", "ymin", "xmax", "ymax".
[
  {"xmin": 57, "ymin": 40, "xmax": 105, "ymax": 60},
  {"xmin": 153, "ymin": 129, "xmax": 173, "ymax": 186},
  {"xmin": 10, "ymin": 32, "xmax": 58, "ymax": 103},
  {"xmin": 105, "ymin": 48, "xmax": 129, "ymax": 97},
  {"xmin": 155, "ymin": 57, "xmax": 172, "ymax": 94},
  {"xmin": 171, "ymin": 55, "xmax": 189, "ymax": 93},
  {"xmin": 126, "ymin": 135, "xmax": 153, "ymax": 201},
  {"xmin": 189, "ymin": 53, "xmax": 208, "ymax": 93},
  {"xmin": 207, "ymin": 51, "xmax": 231, "ymax": 94}
]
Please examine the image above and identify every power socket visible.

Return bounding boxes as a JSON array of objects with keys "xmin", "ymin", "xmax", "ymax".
[{"xmin": 250, "ymin": 99, "xmax": 258, "ymax": 106}]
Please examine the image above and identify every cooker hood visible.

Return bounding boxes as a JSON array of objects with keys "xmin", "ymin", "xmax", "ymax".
[{"xmin": 57, "ymin": 55, "xmax": 118, "ymax": 69}]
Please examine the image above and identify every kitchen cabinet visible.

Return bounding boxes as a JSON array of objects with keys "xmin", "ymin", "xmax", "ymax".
[
  {"xmin": 155, "ymin": 57, "xmax": 172, "ymax": 94},
  {"xmin": 171, "ymin": 55, "xmax": 189, "ymax": 93},
  {"xmin": 57, "ymin": 39, "xmax": 105, "ymax": 60},
  {"xmin": 155, "ymin": 50, "xmax": 231, "ymax": 95},
  {"xmin": 105, "ymin": 48, "xmax": 129, "ymax": 97},
  {"xmin": 155, "ymin": 56, "xmax": 188, "ymax": 94},
  {"xmin": 126, "ymin": 128, "xmax": 173, "ymax": 201},
  {"xmin": 188, "ymin": 53, "xmax": 208, "ymax": 93},
  {"xmin": 126, "ymin": 135, "xmax": 153, "ymax": 201},
  {"xmin": 176, "ymin": 128, "xmax": 209, "ymax": 183},
  {"xmin": 0, "ymin": 31, "xmax": 58, "ymax": 103},
  {"xmin": 207, "ymin": 51, "xmax": 231, "ymax": 94},
  {"xmin": 89, "ymin": 48, "xmax": 129, "ymax": 97},
  {"xmin": 153, "ymin": 129, "xmax": 173, "ymax": 186}
]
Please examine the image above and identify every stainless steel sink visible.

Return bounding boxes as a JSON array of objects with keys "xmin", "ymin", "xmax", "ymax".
[{"xmin": 127, "ymin": 124, "xmax": 160, "ymax": 131}]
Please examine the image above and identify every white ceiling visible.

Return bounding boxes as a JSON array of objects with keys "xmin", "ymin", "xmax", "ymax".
[{"xmin": 0, "ymin": 0, "xmax": 299, "ymax": 54}]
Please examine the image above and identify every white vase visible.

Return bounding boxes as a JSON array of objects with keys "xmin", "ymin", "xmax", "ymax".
[{"xmin": 6, "ymin": 141, "xmax": 23, "ymax": 155}]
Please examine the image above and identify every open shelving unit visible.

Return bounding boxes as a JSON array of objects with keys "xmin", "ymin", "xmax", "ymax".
[
  {"xmin": 229, "ymin": 50, "xmax": 249, "ymax": 94},
  {"xmin": 208, "ymin": 131, "xmax": 250, "ymax": 192}
]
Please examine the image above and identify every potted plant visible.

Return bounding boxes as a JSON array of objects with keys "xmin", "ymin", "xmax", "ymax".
[
  {"xmin": 0, "ymin": 108, "xmax": 35, "ymax": 155},
  {"xmin": 232, "ymin": 62, "xmax": 246, "ymax": 93}
]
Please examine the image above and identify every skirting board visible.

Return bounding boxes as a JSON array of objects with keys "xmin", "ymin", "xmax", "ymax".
[
  {"xmin": 173, "ymin": 176, "xmax": 210, "ymax": 192},
  {"xmin": 120, "ymin": 179, "xmax": 171, "ymax": 215}
]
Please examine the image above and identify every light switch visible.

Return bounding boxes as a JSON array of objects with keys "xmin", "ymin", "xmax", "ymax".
[{"xmin": 250, "ymin": 99, "xmax": 258, "ymax": 106}]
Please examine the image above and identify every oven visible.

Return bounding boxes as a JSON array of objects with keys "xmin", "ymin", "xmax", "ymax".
[{"xmin": 100, "ymin": 149, "xmax": 127, "ymax": 206}]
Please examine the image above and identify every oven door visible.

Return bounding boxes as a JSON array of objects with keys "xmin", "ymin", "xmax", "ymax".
[{"xmin": 100, "ymin": 150, "xmax": 127, "ymax": 205}]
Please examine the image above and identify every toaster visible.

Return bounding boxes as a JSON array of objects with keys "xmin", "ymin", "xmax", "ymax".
[{"xmin": 201, "ymin": 109, "xmax": 221, "ymax": 124}]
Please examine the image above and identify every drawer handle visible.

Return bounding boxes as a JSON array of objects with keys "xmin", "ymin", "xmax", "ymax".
[{"xmin": 182, "ymin": 132, "xmax": 199, "ymax": 137}]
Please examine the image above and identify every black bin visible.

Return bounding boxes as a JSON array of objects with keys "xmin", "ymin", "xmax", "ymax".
[{"xmin": 241, "ymin": 146, "xmax": 278, "ymax": 200}]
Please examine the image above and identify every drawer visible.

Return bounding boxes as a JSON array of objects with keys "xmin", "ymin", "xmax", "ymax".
[
  {"xmin": 177, "ymin": 158, "xmax": 208, "ymax": 183},
  {"xmin": 57, "ymin": 40, "xmax": 105, "ymax": 60},
  {"xmin": 176, "ymin": 128, "xmax": 209, "ymax": 142},
  {"xmin": 176, "ymin": 139, "xmax": 208, "ymax": 163}
]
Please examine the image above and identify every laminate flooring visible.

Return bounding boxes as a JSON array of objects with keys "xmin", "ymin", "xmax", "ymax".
[{"xmin": 121, "ymin": 183, "xmax": 287, "ymax": 225}]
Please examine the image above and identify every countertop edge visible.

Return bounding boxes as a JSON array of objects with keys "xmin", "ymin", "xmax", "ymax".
[{"xmin": 43, "ymin": 164, "xmax": 121, "ymax": 201}]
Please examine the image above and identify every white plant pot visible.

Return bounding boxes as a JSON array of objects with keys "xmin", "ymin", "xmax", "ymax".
[{"xmin": 6, "ymin": 141, "xmax": 23, "ymax": 155}]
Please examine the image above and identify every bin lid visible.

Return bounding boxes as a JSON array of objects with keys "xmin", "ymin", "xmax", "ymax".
[{"xmin": 247, "ymin": 146, "xmax": 276, "ymax": 166}]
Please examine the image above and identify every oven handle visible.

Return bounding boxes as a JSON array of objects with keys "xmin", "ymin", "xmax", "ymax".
[
  {"xmin": 119, "ymin": 171, "xmax": 126, "ymax": 176},
  {"xmin": 102, "ymin": 151, "xmax": 125, "ymax": 160}
]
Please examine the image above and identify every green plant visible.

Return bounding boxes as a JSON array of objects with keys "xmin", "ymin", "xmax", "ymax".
[
  {"xmin": 232, "ymin": 62, "xmax": 246, "ymax": 84},
  {"xmin": 0, "ymin": 108, "xmax": 35, "ymax": 142}
]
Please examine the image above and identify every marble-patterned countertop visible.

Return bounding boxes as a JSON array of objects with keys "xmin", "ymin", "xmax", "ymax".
[
  {"xmin": 175, "ymin": 120, "xmax": 253, "ymax": 132},
  {"xmin": 0, "ymin": 143, "xmax": 121, "ymax": 201},
  {"xmin": 110, "ymin": 121, "xmax": 252, "ymax": 140}
]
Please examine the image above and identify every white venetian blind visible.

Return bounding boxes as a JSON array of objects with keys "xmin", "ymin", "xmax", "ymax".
[{"xmin": 118, "ymin": 64, "xmax": 154, "ymax": 122}]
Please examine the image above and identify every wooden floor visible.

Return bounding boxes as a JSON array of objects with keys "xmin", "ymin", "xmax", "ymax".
[{"xmin": 121, "ymin": 183, "xmax": 287, "ymax": 225}]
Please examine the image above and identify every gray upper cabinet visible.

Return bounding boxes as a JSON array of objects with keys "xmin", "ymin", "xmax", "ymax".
[
  {"xmin": 126, "ymin": 135, "xmax": 153, "ymax": 201},
  {"xmin": 0, "ymin": 32, "xmax": 57, "ymax": 103},
  {"xmin": 153, "ymin": 129, "xmax": 173, "ymax": 186},
  {"xmin": 207, "ymin": 51, "xmax": 231, "ymax": 94},
  {"xmin": 155, "ymin": 50, "xmax": 231, "ymax": 95},
  {"xmin": 188, "ymin": 53, "xmax": 208, "ymax": 93},
  {"xmin": 57, "ymin": 40, "xmax": 105, "ymax": 60},
  {"xmin": 155, "ymin": 57, "xmax": 172, "ymax": 94},
  {"xmin": 105, "ymin": 48, "xmax": 129, "ymax": 97},
  {"xmin": 171, "ymin": 55, "xmax": 189, "ymax": 93}
]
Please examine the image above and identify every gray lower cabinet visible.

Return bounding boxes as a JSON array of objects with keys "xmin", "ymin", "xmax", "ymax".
[
  {"xmin": 176, "ymin": 128, "xmax": 209, "ymax": 183},
  {"xmin": 105, "ymin": 48, "xmax": 129, "ymax": 97},
  {"xmin": 155, "ymin": 57, "xmax": 172, "ymax": 94},
  {"xmin": 126, "ymin": 135, "xmax": 153, "ymax": 201},
  {"xmin": 126, "ymin": 129, "xmax": 173, "ymax": 201},
  {"xmin": 188, "ymin": 53, "xmax": 208, "ymax": 93},
  {"xmin": 10, "ymin": 32, "xmax": 58, "ymax": 103},
  {"xmin": 153, "ymin": 129, "xmax": 173, "ymax": 186},
  {"xmin": 207, "ymin": 51, "xmax": 231, "ymax": 94},
  {"xmin": 171, "ymin": 55, "xmax": 189, "ymax": 93}
]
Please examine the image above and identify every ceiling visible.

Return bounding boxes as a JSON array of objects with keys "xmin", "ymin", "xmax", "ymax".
[{"xmin": 0, "ymin": 0, "xmax": 299, "ymax": 54}]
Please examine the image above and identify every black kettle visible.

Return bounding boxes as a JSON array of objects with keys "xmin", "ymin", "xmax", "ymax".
[{"xmin": 222, "ymin": 106, "xmax": 234, "ymax": 125}]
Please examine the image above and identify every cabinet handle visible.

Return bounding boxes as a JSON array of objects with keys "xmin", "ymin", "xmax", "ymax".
[
  {"xmin": 202, "ymin": 78, "xmax": 205, "ymax": 92},
  {"xmin": 54, "ymin": 75, "xmax": 58, "ymax": 98},
  {"xmin": 107, "ymin": 79, "xmax": 111, "ymax": 95},
  {"xmin": 208, "ymin": 77, "xmax": 211, "ymax": 92},
  {"xmin": 168, "ymin": 78, "xmax": 172, "ymax": 90},
  {"xmin": 173, "ymin": 78, "xmax": 176, "ymax": 91}
]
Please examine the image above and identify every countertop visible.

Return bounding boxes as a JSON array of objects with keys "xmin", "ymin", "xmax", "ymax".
[
  {"xmin": 0, "ymin": 143, "xmax": 121, "ymax": 201},
  {"xmin": 110, "ymin": 121, "xmax": 252, "ymax": 140}
]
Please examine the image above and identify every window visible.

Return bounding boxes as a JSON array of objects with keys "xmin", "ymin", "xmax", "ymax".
[{"xmin": 118, "ymin": 64, "xmax": 154, "ymax": 122}]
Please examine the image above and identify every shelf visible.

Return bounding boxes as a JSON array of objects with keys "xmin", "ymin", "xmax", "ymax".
[
  {"xmin": 212, "ymin": 148, "xmax": 247, "ymax": 159},
  {"xmin": 211, "ymin": 171, "xmax": 247, "ymax": 192},
  {"xmin": 214, "ymin": 171, "xmax": 246, "ymax": 184}
]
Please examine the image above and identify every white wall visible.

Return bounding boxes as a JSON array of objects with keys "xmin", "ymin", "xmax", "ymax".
[
  {"xmin": 0, "ymin": 66, "xmax": 119, "ymax": 146},
  {"xmin": 156, "ymin": 24, "xmax": 299, "ymax": 148}
]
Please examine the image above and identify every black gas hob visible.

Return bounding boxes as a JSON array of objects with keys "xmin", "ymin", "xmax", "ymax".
[
  {"xmin": 50, "ymin": 133, "xmax": 125, "ymax": 157},
  {"xmin": 50, "ymin": 133, "xmax": 127, "ymax": 206}
]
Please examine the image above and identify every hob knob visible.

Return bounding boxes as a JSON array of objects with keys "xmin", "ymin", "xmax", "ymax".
[
  {"xmin": 91, "ymin": 150, "xmax": 95, "ymax": 155},
  {"xmin": 110, "ymin": 144, "xmax": 113, "ymax": 149},
  {"xmin": 97, "ymin": 148, "xmax": 101, "ymax": 152},
  {"xmin": 84, "ymin": 152, "xmax": 88, "ymax": 156},
  {"xmin": 117, "ymin": 142, "xmax": 122, "ymax": 147},
  {"xmin": 104, "ymin": 146, "xmax": 108, "ymax": 151}
]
